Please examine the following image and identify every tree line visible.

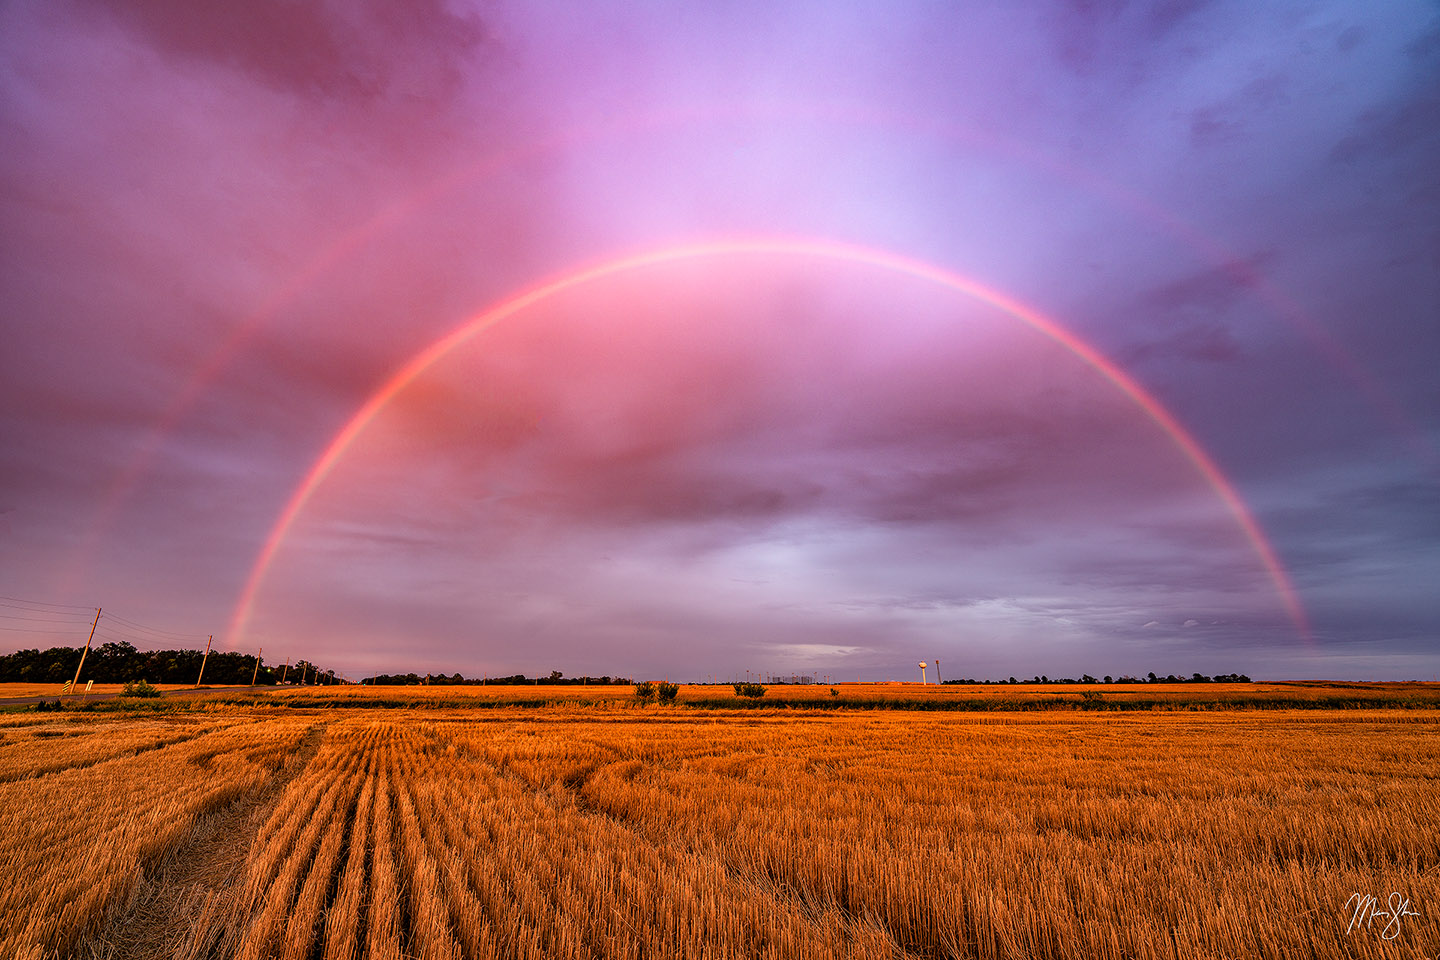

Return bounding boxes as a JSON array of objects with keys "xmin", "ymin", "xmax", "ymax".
[
  {"xmin": 942, "ymin": 672, "xmax": 1252, "ymax": 685},
  {"xmin": 0, "ymin": 642, "xmax": 337, "ymax": 686}
]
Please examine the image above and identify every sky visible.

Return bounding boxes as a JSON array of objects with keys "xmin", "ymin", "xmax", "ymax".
[{"xmin": 1, "ymin": 0, "xmax": 1436, "ymax": 682}]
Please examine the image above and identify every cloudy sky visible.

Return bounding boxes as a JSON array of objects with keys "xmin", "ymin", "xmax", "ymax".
[{"xmin": 2, "ymin": 0, "xmax": 1435, "ymax": 681}]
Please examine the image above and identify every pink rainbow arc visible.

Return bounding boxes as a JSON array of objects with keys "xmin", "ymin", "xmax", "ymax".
[
  {"xmin": 80, "ymin": 104, "xmax": 1430, "ymax": 597},
  {"xmin": 225, "ymin": 237, "xmax": 1311, "ymax": 648}
]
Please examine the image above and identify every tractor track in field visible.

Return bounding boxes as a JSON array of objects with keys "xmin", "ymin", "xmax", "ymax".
[{"xmin": 85, "ymin": 722, "xmax": 328, "ymax": 960}]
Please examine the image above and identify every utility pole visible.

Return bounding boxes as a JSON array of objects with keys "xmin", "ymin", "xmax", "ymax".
[
  {"xmin": 301, "ymin": 662, "xmax": 308, "ymax": 685},
  {"xmin": 67, "ymin": 607, "xmax": 101, "ymax": 696},
  {"xmin": 280, "ymin": 658, "xmax": 289, "ymax": 684},
  {"xmin": 935, "ymin": 659, "xmax": 941, "ymax": 684},
  {"xmin": 250, "ymin": 647, "xmax": 262, "ymax": 686},
  {"xmin": 195, "ymin": 635, "xmax": 213, "ymax": 688}
]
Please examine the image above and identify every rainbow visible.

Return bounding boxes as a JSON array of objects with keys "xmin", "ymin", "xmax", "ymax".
[
  {"xmin": 225, "ymin": 237, "xmax": 1310, "ymax": 647},
  {"xmin": 79, "ymin": 105, "xmax": 1428, "ymax": 596}
]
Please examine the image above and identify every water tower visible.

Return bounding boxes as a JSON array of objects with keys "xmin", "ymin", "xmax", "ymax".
[{"xmin": 918, "ymin": 661, "xmax": 928, "ymax": 684}]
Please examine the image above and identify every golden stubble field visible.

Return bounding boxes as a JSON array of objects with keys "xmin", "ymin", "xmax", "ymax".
[{"xmin": 0, "ymin": 698, "xmax": 1435, "ymax": 959}]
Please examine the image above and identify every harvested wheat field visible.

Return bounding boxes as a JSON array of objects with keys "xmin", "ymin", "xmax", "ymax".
[{"xmin": 1, "ymin": 703, "xmax": 1436, "ymax": 959}]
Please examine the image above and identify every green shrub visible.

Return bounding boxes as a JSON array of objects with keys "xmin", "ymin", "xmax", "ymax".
[
  {"xmin": 634, "ymin": 681, "xmax": 656, "ymax": 703},
  {"xmin": 656, "ymin": 681, "xmax": 679, "ymax": 703},
  {"xmin": 121, "ymin": 679, "xmax": 161, "ymax": 698},
  {"xmin": 732, "ymin": 682, "xmax": 766, "ymax": 699}
]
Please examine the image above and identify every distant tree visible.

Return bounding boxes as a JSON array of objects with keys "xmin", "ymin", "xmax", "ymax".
[
  {"xmin": 93, "ymin": 641, "xmax": 140, "ymax": 680},
  {"xmin": 1103, "ymin": 675, "xmax": 1113, "ymax": 684},
  {"xmin": 1147, "ymin": 672, "xmax": 1158, "ymax": 683},
  {"xmin": 120, "ymin": 679, "xmax": 160, "ymax": 698}
]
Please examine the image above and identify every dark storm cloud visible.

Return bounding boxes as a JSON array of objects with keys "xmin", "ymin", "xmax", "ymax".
[
  {"xmin": 1141, "ymin": 252, "xmax": 1280, "ymax": 316},
  {"xmin": 1188, "ymin": 73, "xmax": 1290, "ymax": 148},
  {"xmin": 1049, "ymin": 0, "xmax": 1214, "ymax": 78},
  {"xmin": 1114, "ymin": 254, "xmax": 1282, "ymax": 366},
  {"xmin": 84, "ymin": 0, "xmax": 487, "ymax": 106},
  {"xmin": 1324, "ymin": 88, "xmax": 1440, "ymax": 176},
  {"xmin": 1329, "ymin": 42, "xmax": 1440, "ymax": 166},
  {"xmin": 1119, "ymin": 320, "xmax": 1242, "ymax": 365}
]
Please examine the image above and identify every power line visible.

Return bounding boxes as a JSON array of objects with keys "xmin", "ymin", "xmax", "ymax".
[
  {"xmin": 0, "ymin": 595, "xmax": 208, "ymax": 649},
  {"xmin": 92, "ymin": 626, "xmax": 162, "ymax": 646},
  {"xmin": 93, "ymin": 625, "xmax": 207, "ymax": 648},
  {"xmin": 0, "ymin": 611, "xmax": 94, "ymax": 624},
  {"xmin": 0, "ymin": 601, "xmax": 93, "ymax": 619},
  {"xmin": 0, "ymin": 595, "xmax": 93, "ymax": 610},
  {"xmin": 102, "ymin": 612, "xmax": 208, "ymax": 642},
  {"xmin": 95, "ymin": 618, "xmax": 207, "ymax": 640},
  {"xmin": 0, "ymin": 599, "xmax": 89, "ymax": 613}
]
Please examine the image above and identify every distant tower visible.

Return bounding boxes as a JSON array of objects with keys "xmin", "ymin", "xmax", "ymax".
[
  {"xmin": 934, "ymin": 659, "xmax": 941, "ymax": 684},
  {"xmin": 919, "ymin": 661, "xmax": 928, "ymax": 684}
]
